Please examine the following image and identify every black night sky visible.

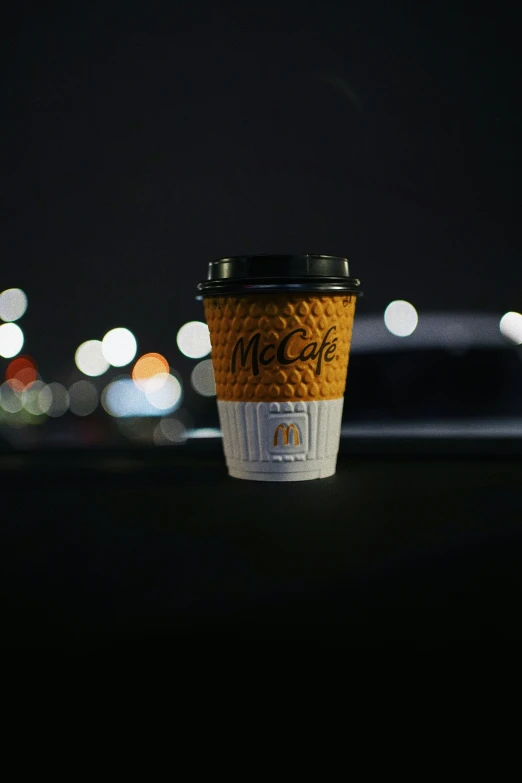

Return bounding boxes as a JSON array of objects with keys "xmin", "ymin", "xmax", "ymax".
[{"xmin": 2, "ymin": 0, "xmax": 521, "ymax": 379}]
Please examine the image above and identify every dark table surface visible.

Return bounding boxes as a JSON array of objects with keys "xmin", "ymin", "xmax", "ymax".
[{"xmin": 2, "ymin": 439, "xmax": 522, "ymax": 651}]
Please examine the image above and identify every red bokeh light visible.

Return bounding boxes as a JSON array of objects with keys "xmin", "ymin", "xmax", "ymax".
[{"xmin": 6, "ymin": 356, "xmax": 37, "ymax": 390}]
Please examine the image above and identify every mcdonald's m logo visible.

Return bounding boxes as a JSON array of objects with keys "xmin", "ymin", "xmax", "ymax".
[{"xmin": 273, "ymin": 423, "xmax": 300, "ymax": 447}]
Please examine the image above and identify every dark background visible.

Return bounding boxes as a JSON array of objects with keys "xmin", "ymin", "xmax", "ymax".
[
  {"xmin": 2, "ymin": 2, "xmax": 522, "ymax": 649},
  {"xmin": 2, "ymin": 0, "xmax": 521, "ymax": 381}
]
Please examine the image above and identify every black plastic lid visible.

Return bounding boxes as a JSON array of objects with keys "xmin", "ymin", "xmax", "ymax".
[{"xmin": 197, "ymin": 254, "xmax": 361, "ymax": 297}]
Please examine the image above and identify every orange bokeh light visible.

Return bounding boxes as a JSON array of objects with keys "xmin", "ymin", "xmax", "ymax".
[
  {"xmin": 132, "ymin": 353, "xmax": 169, "ymax": 391},
  {"xmin": 6, "ymin": 356, "xmax": 37, "ymax": 390}
]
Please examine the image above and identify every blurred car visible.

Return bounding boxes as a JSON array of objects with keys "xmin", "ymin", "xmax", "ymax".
[{"xmin": 342, "ymin": 312, "xmax": 522, "ymax": 437}]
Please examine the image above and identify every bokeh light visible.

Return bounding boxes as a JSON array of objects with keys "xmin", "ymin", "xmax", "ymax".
[
  {"xmin": 6, "ymin": 356, "xmax": 37, "ymax": 389},
  {"xmin": 39, "ymin": 383, "xmax": 70, "ymax": 417},
  {"xmin": 0, "ymin": 381, "xmax": 23, "ymax": 413},
  {"xmin": 154, "ymin": 418, "xmax": 188, "ymax": 445},
  {"xmin": 500, "ymin": 312, "xmax": 522, "ymax": 344},
  {"xmin": 38, "ymin": 385, "xmax": 53, "ymax": 415},
  {"xmin": 189, "ymin": 427, "xmax": 222, "ymax": 438},
  {"xmin": 146, "ymin": 373, "xmax": 182, "ymax": 410},
  {"xmin": 176, "ymin": 321, "xmax": 211, "ymax": 359},
  {"xmin": 102, "ymin": 376, "xmax": 181, "ymax": 417},
  {"xmin": 69, "ymin": 380, "xmax": 99, "ymax": 416},
  {"xmin": 159, "ymin": 418, "xmax": 188, "ymax": 442},
  {"xmin": 102, "ymin": 327, "xmax": 137, "ymax": 367},
  {"xmin": 117, "ymin": 417, "xmax": 153, "ymax": 442},
  {"xmin": 75, "ymin": 340, "xmax": 110, "ymax": 377},
  {"xmin": 384, "ymin": 300, "xmax": 419, "ymax": 337},
  {"xmin": 0, "ymin": 323, "xmax": 24, "ymax": 358},
  {"xmin": 22, "ymin": 380, "xmax": 47, "ymax": 415},
  {"xmin": 0, "ymin": 288, "xmax": 28, "ymax": 322},
  {"xmin": 190, "ymin": 359, "xmax": 216, "ymax": 396},
  {"xmin": 132, "ymin": 353, "xmax": 169, "ymax": 392},
  {"xmin": 102, "ymin": 379, "xmax": 144, "ymax": 417}
]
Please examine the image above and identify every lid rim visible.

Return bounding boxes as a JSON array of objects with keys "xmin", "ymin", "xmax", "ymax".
[
  {"xmin": 206, "ymin": 254, "xmax": 353, "ymax": 281},
  {"xmin": 197, "ymin": 278, "xmax": 362, "ymax": 297}
]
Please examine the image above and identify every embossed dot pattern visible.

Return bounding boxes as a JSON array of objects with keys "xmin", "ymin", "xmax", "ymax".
[{"xmin": 204, "ymin": 294, "xmax": 356, "ymax": 402}]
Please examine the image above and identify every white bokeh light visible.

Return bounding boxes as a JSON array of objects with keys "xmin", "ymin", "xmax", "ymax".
[
  {"xmin": 102, "ymin": 379, "xmax": 144, "ymax": 417},
  {"xmin": 117, "ymin": 417, "xmax": 152, "ymax": 442},
  {"xmin": 38, "ymin": 385, "xmax": 53, "ymax": 414},
  {"xmin": 22, "ymin": 380, "xmax": 47, "ymax": 415},
  {"xmin": 0, "ymin": 288, "xmax": 28, "ymax": 322},
  {"xmin": 102, "ymin": 377, "xmax": 181, "ymax": 417},
  {"xmin": 500, "ymin": 312, "xmax": 522, "ymax": 344},
  {"xmin": 191, "ymin": 359, "xmax": 216, "ymax": 396},
  {"xmin": 102, "ymin": 327, "xmax": 137, "ymax": 367},
  {"xmin": 69, "ymin": 380, "xmax": 99, "ymax": 416},
  {"xmin": 176, "ymin": 321, "xmax": 211, "ymax": 359},
  {"xmin": 384, "ymin": 300, "xmax": 418, "ymax": 337},
  {"xmin": 158, "ymin": 418, "xmax": 188, "ymax": 443},
  {"xmin": 40, "ymin": 383, "xmax": 70, "ymax": 417},
  {"xmin": 0, "ymin": 381, "xmax": 23, "ymax": 413},
  {"xmin": 146, "ymin": 374, "xmax": 182, "ymax": 410},
  {"xmin": 75, "ymin": 340, "xmax": 110, "ymax": 376},
  {"xmin": 0, "ymin": 323, "xmax": 24, "ymax": 358}
]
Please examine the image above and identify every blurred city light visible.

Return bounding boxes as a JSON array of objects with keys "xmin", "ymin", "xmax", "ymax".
[
  {"xmin": 189, "ymin": 427, "xmax": 222, "ymax": 438},
  {"xmin": 69, "ymin": 380, "xmax": 98, "ymax": 416},
  {"xmin": 191, "ymin": 359, "xmax": 216, "ymax": 396},
  {"xmin": 6, "ymin": 356, "xmax": 37, "ymax": 389},
  {"xmin": 0, "ymin": 288, "xmax": 28, "ymax": 322},
  {"xmin": 38, "ymin": 385, "xmax": 53, "ymax": 414},
  {"xmin": 0, "ymin": 381, "xmax": 23, "ymax": 413},
  {"xmin": 154, "ymin": 418, "xmax": 188, "ymax": 445},
  {"xmin": 146, "ymin": 374, "xmax": 182, "ymax": 410},
  {"xmin": 384, "ymin": 300, "xmax": 418, "ymax": 337},
  {"xmin": 0, "ymin": 323, "xmax": 24, "ymax": 358},
  {"xmin": 75, "ymin": 340, "xmax": 110, "ymax": 377},
  {"xmin": 132, "ymin": 353, "xmax": 169, "ymax": 392},
  {"xmin": 22, "ymin": 380, "xmax": 47, "ymax": 415},
  {"xmin": 117, "ymin": 417, "xmax": 153, "ymax": 442},
  {"xmin": 40, "ymin": 383, "xmax": 70, "ymax": 417},
  {"xmin": 500, "ymin": 312, "xmax": 522, "ymax": 344},
  {"xmin": 102, "ymin": 327, "xmax": 137, "ymax": 367},
  {"xmin": 176, "ymin": 321, "xmax": 211, "ymax": 359},
  {"xmin": 4, "ymin": 378, "xmax": 24, "ymax": 394},
  {"xmin": 102, "ymin": 376, "xmax": 181, "ymax": 417}
]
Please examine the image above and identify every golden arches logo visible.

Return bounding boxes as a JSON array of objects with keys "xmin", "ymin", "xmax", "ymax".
[{"xmin": 273, "ymin": 423, "xmax": 300, "ymax": 447}]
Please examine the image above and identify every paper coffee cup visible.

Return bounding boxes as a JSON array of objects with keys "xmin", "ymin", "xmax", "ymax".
[{"xmin": 198, "ymin": 255, "xmax": 361, "ymax": 481}]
